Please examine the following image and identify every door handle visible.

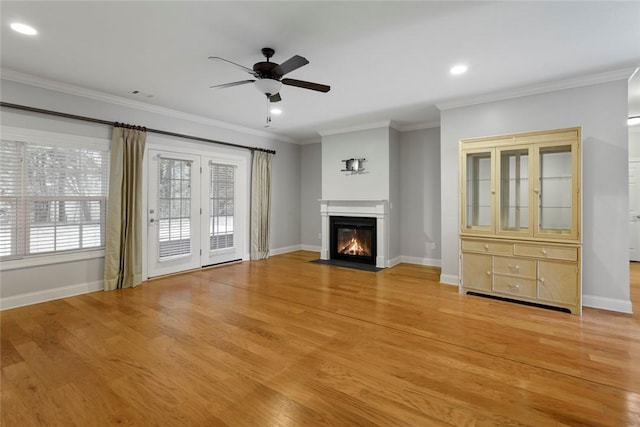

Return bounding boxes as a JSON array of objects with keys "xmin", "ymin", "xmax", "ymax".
[{"xmin": 636, "ymin": 215, "xmax": 640, "ymax": 219}]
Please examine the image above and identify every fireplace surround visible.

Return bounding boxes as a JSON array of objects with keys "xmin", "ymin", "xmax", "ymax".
[{"xmin": 320, "ymin": 200, "xmax": 389, "ymax": 268}]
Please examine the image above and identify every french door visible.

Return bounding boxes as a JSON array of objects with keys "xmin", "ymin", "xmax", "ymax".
[
  {"xmin": 630, "ymin": 161, "xmax": 640, "ymax": 261},
  {"xmin": 147, "ymin": 150, "xmax": 244, "ymax": 278}
]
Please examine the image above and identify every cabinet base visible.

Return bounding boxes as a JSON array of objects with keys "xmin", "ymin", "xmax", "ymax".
[{"xmin": 466, "ymin": 291, "xmax": 572, "ymax": 314}]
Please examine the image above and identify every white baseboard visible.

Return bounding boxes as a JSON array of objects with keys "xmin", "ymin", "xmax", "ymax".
[
  {"xmin": 388, "ymin": 256, "xmax": 402, "ymax": 268},
  {"xmin": 440, "ymin": 274, "xmax": 459, "ymax": 286},
  {"xmin": 300, "ymin": 245, "xmax": 321, "ymax": 253},
  {"xmin": 582, "ymin": 294, "xmax": 633, "ymax": 314},
  {"xmin": 398, "ymin": 256, "xmax": 441, "ymax": 267},
  {"xmin": 269, "ymin": 245, "xmax": 303, "ymax": 256},
  {"xmin": 1, "ymin": 280, "xmax": 104, "ymax": 311}
]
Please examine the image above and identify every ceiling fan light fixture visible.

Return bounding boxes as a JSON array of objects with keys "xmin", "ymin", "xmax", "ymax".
[
  {"xmin": 270, "ymin": 108, "xmax": 282, "ymax": 115},
  {"xmin": 629, "ymin": 116, "xmax": 640, "ymax": 126},
  {"xmin": 254, "ymin": 78, "xmax": 282, "ymax": 96}
]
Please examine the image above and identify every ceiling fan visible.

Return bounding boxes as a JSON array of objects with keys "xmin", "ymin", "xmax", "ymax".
[{"xmin": 208, "ymin": 47, "xmax": 331, "ymax": 103}]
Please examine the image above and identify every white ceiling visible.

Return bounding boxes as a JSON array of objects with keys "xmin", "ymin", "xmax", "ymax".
[{"xmin": 1, "ymin": 1, "xmax": 639, "ymax": 142}]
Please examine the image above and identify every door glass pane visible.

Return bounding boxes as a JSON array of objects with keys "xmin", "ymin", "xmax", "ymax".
[
  {"xmin": 210, "ymin": 163, "xmax": 235, "ymax": 250},
  {"xmin": 158, "ymin": 158, "xmax": 192, "ymax": 259},
  {"xmin": 539, "ymin": 145, "xmax": 572, "ymax": 233},
  {"xmin": 465, "ymin": 152, "xmax": 492, "ymax": 229},
  {"xmin": 500, "ymin": 149, "xmax": 529, "ymax": 232}
]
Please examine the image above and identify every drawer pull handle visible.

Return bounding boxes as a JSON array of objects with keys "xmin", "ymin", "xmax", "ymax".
[
  {"xmin": 486, "ymin": 271, "xmax": 491, "ymax": 276},
  {"xmin": 484, "ymin": 244, "xmax": 489, "ymax": 250},
  {"xmin": 508, "ymin": 264, "xmax": 520, "ymax": 271},
  {"xmin": 539, "ymin": 277, "xmax": 545, "ymax": 283},
  {"xmin": 508, "ymin": 283, "xmax": 520, "ymax": 291},
  {"xmin": 541, "ymin": 249, "xmax": 547, "ymax": 255}
]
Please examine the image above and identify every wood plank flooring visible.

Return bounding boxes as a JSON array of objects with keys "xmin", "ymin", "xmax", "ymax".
[{"xmin": 2, "ymin": 251, "xmax": 640, "ymax": 426}]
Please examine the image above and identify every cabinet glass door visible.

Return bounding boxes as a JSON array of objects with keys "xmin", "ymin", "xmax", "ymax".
[
  {"xmin": 498, "ymin": 147, "xmax": 530, "ymax": 235},
  {"xmin": 536, "ymin": 144, "xmax": 575, "ymax": 237},
  {"xmin": 463, "ymin": 150, "xmax": 493, "ymax": 233}
]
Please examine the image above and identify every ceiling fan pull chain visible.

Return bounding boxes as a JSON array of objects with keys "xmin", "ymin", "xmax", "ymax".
[{"xmin": 265, "ymin": 95, "xmax": 271, "ymax": 127}]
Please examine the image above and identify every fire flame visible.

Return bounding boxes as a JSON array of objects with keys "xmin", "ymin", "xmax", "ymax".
[{"xmin": 339, "ymin": 232, "xmax": 370, "ymax": 256}]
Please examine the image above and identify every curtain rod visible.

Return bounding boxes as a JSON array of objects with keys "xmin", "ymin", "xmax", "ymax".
[{"xmin": 0, "ymin": 102, "xmax": 276, "ymax": 155}]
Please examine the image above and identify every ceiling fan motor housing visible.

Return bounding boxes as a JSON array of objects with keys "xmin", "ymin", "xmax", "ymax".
[{"xmin": 253, "ymin": 61, "xmax": 283, "ymax": 79}]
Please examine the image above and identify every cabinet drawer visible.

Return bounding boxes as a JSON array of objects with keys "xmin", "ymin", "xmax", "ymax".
[
  {"xmin": 461, "ymin": 240, "xmax": 513, "ymax": 255},
  {"xmin": 493, "ymin": 257, "xmax": 536, "ymax": 277},
  {"xmin": 514, "ymin": 244, "xmax": 577, "ymax": 261},
  {"xmin": 493, "ymin": 275, "xmax": 537, "ymax": 298}
]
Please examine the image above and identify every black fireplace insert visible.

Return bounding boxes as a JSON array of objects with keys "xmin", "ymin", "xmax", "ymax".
[{"xmin": 330, "ymin": 216, "xmax": 376, "ymax": 265}]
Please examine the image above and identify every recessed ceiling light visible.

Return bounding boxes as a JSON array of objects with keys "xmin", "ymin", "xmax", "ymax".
[
  {"xmin": 270, "ymin": 108, "xmax": 282, "ymax": 115},
  {"xmin": 10, "ymin": 22, "xmax": 38, "ymax": 36},
  {"xmin": 450, "ymin": 64, "xmax": 468, "ymax": 75}
]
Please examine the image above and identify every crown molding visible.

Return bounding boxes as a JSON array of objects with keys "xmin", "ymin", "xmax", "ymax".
[
  {"xmin": 394, "ymin": 120, "xmax": 441, "ymax": 132},
  {"xmin": 319, "ymin": 120, "xmax": 392, "ymax": 137},
  {"xmin": 436, "ymin": 67, "xmax": 638, "ymax": 111},
  {"xmin": 0, "ymin": 68, "xmax": 295, "ymax": 144},
  {"xmin": 298, "ymin": 136, "xmax": 322, "ymax": 145}
]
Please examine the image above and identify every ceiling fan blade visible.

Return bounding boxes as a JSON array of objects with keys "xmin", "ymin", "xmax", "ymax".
[
  {"xmin": 269, "ymin": 93, "xmax": 282, "ymax": 103},
  {"xmin": 210, "ymin": 80, "xmax": 255, "ymax": 89},
  {"xmin": 276, "ymin": 55, "xmax": 309, "ymax": 76},
  {"xmin": 208, "ymin": 56, "xmax": 255, "ymax": 74},
  {"xmin": 282, "ymin": 78, "xmax": 330, "ymax": 93}
]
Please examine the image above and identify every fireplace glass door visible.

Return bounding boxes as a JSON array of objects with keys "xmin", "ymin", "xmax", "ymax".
[{"xmin": 330, "ymin": 216, "xmax": 376, "ymax": 265}]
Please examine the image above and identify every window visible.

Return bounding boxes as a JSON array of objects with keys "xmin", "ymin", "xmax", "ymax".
[{"xmin": 0, "ymin": 129, "xmax": 109, "ymax": 260}]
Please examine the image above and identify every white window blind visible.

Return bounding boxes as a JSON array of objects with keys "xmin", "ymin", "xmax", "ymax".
[
  {"xmin": 157, "ymin": 157, "xmax": 192, "ymax": 260},
  {"xmin": 209, "ymin": 163, "xmax": 235, "ymax": 250},
  {"xmin": 0, "ymin": 139, "xmax": 108, "ymax": 259}
]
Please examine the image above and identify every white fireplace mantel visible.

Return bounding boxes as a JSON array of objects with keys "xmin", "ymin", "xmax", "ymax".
[{"xmin": 319, "ymin": 200, "xmax": 389, "ymax": 268}]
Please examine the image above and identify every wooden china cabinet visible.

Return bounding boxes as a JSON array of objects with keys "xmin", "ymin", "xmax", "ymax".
[{"xmin": 459, "ymin": 127, "xmax": 582, "ymax": 314}]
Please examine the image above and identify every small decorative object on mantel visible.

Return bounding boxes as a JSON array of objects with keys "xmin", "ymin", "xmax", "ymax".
[{"xmin": 341, "ymin": 158, "xmax": 366, "ymax": 173}]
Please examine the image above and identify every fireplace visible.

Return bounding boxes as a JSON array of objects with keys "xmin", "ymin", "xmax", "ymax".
[{"xmin": 330, "ymin": 216, "xmax": 377, "ymax": 265}]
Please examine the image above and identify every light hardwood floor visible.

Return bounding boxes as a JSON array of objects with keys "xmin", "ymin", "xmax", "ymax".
[{"xmin": 2, "ymin": 251, "xmax": 640, "ymax": 426}]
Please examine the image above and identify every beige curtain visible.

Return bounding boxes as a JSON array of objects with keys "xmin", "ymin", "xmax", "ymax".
[
  {"xmin": 104, "ymin": 125, "xmax": 146, "ymax": 290},
  {"xmin": 250, "ymin": 150, "xmax": 273, "ymax": 260}
]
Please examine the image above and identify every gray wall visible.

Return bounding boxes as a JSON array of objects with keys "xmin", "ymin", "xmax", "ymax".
[
  {"xmin": 1, "ymin": 78, "xmax": 301, "ymax": 301},
  {"xmin": 321, "ymin": 127, "xmax": 390, "ymax": 200},
  {"xmin": 400, "ymin": 127, "xmax": 441, "ymax": 263},
  {"xmin": 300, "ymin": 143, "xmax": 322, "ymax": 249},
  {"xmin": 630, "ymin": 126, "xmax": 640, "ymax": 159},
  {"xmin": 389, "ymin": 127, "xmax": 401, "ymax": 261},
  {"xmin": 440, "ymin": 79, "xmax": 630, "ymax": 308}
]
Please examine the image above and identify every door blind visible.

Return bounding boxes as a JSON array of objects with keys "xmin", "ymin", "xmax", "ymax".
[
  {"xmin": 209, "ymin": 163, "xmax": 235, "ymax": 250},
  {"xmin": 157, "ymin": 157, "xmax": 192, "ymax": 260}
]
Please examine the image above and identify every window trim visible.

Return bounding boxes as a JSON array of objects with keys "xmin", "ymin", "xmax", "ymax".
[{"xmin": 0, "ymin": 126, "xmax": 109, "ymax": 269}]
